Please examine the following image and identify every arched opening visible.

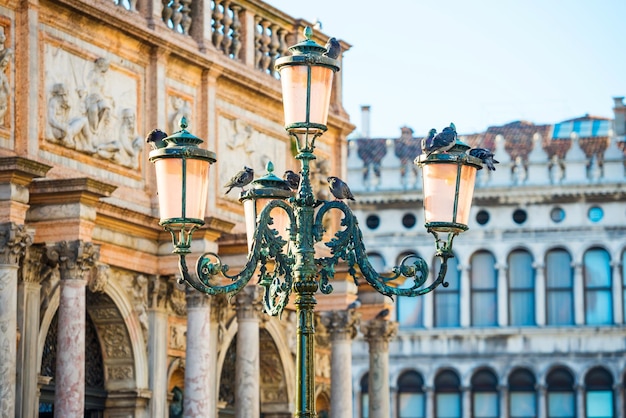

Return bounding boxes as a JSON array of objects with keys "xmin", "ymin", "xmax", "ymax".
[
  {"xmin": 508, "ymin": 368, "xmax": 537, "ymax": 418},
  {"xmin": 397, "ymin": 370, "xmax": 425, "ymax": 418},
  {"xmin": 435, "ymin": 369, "xmax": 461, "ymax": 418},
  {"xmin": 546, "ymin": 367, "xmax": 575, "ymax": 418},
  {"xmin": 584, "ymin": 367, "xmax": 614, "ymax": 418},
  {"xmin": 471, "ymin": 369, "xmax": 499, "ymax": 418}
]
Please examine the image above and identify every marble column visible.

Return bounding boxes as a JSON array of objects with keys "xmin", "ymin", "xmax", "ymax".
[
  {"xmin": 51, "ymin": 240, "xmax": 99, "ymax": 418},
  {"xmin": 148, "ymin": 275, "xmax": 170, "ymax": 418},
  {"xmin": 16, "ymin": 244, "xmax": 46, "ymax": 418},
  {"xmin": 461, "ymin": 386, "xmax": 471, "ymax": 418},
  {"xmin": 536, "ymin": 384, "xmax": 546, "ymax": 418},
  {"xmin": 425, "ymin": 386, "xmax": 435, "ymax": 418},
  {"xmin": 234, "ymin": 285, "xmax": 263, "ymax": 418},
  {"xmin": 499, "ymin": 385, "xmax": 509, "ymax": 418},
  {"xmin": 533, "ymin": 263, "xmax": 546, "ymax": 326},
  {"xmin": 497, "ymin": 264, "xmax": 508, "ymax": 326},
  {"xmin": 0, "ymin": 223, "xmax": 32, "ymax": 418},
  {"xmin": 321, "ymin": 309, "xmax": 360, "ymax": 418},
  {"xmin": 184, "ymin": 289, "xmax": 212, "ymax": 417},
  {"xmin": 576, "ymin": 384, "xmax": 585, "ymax": 418},
  {"xmin": 573, "ymin": 262, "xmax": 584, "ymax": 325},
  {"xmin": 362, "ymin": 318, "xmax": 398, "ymax": 418}
]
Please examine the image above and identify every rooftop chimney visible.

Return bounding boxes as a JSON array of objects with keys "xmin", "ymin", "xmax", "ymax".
[
  {"xmin": 613, "ymin": 97, "xmax": 625, "ymax": 138},
  {"xmin": 361, "ymin": 105, "xmax": 371, "ymax": 138}
]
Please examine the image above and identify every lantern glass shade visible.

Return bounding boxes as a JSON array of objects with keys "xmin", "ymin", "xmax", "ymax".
[
  {"xmin": 279, "ymin": 64, "xmax": 334, "ymax": 130},
  {"xmin": 243, "ymin": 197, "xmax": 291, "ymax": 251},
  {"xmin": 154, "ymin": 157, "xmax": 210, "ymax": 227},
  {"xmin": 422, "ymin": 162, "xmax": 477, "ymax": 230}
]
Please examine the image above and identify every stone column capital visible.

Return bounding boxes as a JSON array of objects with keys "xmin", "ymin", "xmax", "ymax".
[
  {"xmin": 321, "ymin": 309, "xmax": 361, "ymax": 341},
  {"xmin": 362, "ymin": 319, "xmax": 398, "ymax": 349},
  {"xmin": 234, "ymin": 285, "xmax": 263, "ymax": 320},
  {"xmin": 46, "ymin": 240, "xmax": 99, "ymax": 281},
  {"xmin": 0, "ymin": 222, "xmax": 33, "ymax": 265},
  {"xmin": 186, "ymin": 286, "xmax": 211, "ymax": 308}
]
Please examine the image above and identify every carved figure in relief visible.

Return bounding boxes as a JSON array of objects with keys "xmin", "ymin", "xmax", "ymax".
[
  {"xmin": 46, "ymin": 83, "xmax": 71, "ymax": 144},
  {"xmin": 132, "ymin": 275, "xmax": 149, "ymax": 342},
  {"xmin": 97, "ymin": 108, "xmax": 142, "ymax": 168},
  {"xmin": 0, "ymin": 28, "xmax": 12, "ymax": 127},
  {"xmin": 169, "ymin": 96, "xmax": 191, "ymax": 134},
  {"xmin": 170, "ymin": 325, "xmax": 186, "ymax": 350},
  {"xmin": 85, "ymin": 57, "xmax": 114, "ymax": 136}
]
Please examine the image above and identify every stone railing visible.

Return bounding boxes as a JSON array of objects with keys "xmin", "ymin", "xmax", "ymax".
[
  {"xmin": 347, "ymin": 133, "xmax": 626, "ymax": 194},
  {"xmin": 104, "ymin": 0, "xmax": 321, "ymax": 76}
]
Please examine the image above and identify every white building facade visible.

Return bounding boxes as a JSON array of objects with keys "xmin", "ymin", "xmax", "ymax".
[{"xmin": 348, "ymin": 99, "xmax": 626, "ymax": 418}]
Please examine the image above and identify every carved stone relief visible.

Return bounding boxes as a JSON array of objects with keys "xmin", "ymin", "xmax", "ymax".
[
  {"xmin": 218, "ymin": 116, "xmax": 287, "ymax": 200},
  {"xmin": 44, "ymin": 45, "xmax": 142, "ymax": 169},
  {"xmin": 0, "ymin": 26, "xmax": 12, "ymax": 128},
  {"xmin": 259, "ymin": 329, "xmax": 287, "ymax": 404},
  {"xmin": 169, "ymin": 324, "xmax": 186, "ymax": 351},
  {"xmin": 168, "ymin": 95, "xmax": 191, "ymax": 134}
]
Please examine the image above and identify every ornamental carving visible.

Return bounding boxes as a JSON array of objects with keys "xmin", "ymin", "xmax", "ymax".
[
  {"xmin": 108, "ymin": 365, "xmax": 133, "ymax": 380},
  {"xmin": 0, "ymin": 27, "xmax": 12, "ymax": 128},
  {"xmin": 169, "ymin": 324, "xmax": 186, "ymax": 351},
  {"xmin": 20, "ymin": 244, "xmax": 48, "ymax": 284},
  {"xmin": 168, "ymin": 279, "xmax": 187, "ymax": 316},
  {"xmin": 0, "ymin": 222, "xmax": 33, "ymax": 265},
  {"xmin": 259, "ymin": 329, "xmax": 288, "ymax": 404},
  {"xmin": 88, "ymin": 263, "xmax": 109, "ymax": 293},
  {"xmin": 100, "ymin": 323, "xmax": 132, "ymax": 358},
  {"xmin": 132, "ymin": 274, "xmax": 149, "ymax": 342},
  {"xmin": 44, "ymin": 48, "xmax": 142, "ymax": 169},
  {"xmin": 362, "ymin": 319, "xmax": 398, "ymax": 351},
  {"xmin": 148, "ymin": 275, "xmax": 169, "ymax": 309},
  {"xmin": 234, "ymin": 285, "xmax": 263, "ymax": 319},
  {"xmin": 168, "ymin": 95, "xmax": 192, "ymax": 135},
  {"xmin": 46, "ymin": 240, "xmax": 99, "ymax": 282},
  {"xmin": 320, "ymin": 309, "xmax": 360, "ymax": 341}
]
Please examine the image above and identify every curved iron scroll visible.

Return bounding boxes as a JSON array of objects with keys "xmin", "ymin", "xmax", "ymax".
[
  {"xmin": 175, "ymin": 200, "xmax": 296, "ymax": 313},
  {"xmin": 313, "ymin": 201, "xmax": 454, "ymax": 299}
]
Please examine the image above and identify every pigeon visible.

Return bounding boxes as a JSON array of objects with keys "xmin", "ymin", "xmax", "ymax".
[
  {"xmin": 323, "ymin": 37, "xmax": 341, "ymax": 59},
  {"xmin": 283, "ymin": 170, "xmax": 301, "ymax": 190},
  {"xmin": 469, "ymin": 148, "xmax": 500, "ymax": 171},
  {"xmin": 347, "ymin": 299, "xmax": 362, "ymax": 310},
  {"xmin": 224, "ymin": 166, "xmax": 254, "ymax": 194},
  {"xmin": 423, "ymin": 123, "xmax": 457, "ymax": 156},
  {"xmin": 421, "ymin": 128, "xmax": 437, "ymax": 155},
  {"xmin": 375, "ymin": 308, "xmax": 390, "ymax": 319},
  {"xmin": 146, "ymin": 129, "xmax": 168, "ymax": 150},
  {"xmin": 327, "ymin": 176, "xmax": 355, "ymax": 201}
]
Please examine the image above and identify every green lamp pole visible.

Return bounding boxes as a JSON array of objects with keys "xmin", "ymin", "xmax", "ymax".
[{"xmin": 149, "ymin": 27, "xmax": 482, "ymax": 418}]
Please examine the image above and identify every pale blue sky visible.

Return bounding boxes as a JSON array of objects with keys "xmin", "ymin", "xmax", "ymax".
[{"xmin": 266, "ymin": 0, "xmax": 626, "ymax": 138}]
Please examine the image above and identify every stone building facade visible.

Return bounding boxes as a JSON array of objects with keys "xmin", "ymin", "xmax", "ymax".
[
  {"xmin": 348, "ymin": 102, "xmax": 626, "ymax": 418},
  {"xmin": 0, "ymin": 1, "xmax": 356, "ymax": 417}
]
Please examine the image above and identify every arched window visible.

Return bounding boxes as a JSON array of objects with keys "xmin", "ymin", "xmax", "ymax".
[
  {"xmin": 398, "ymin": 371, "xmax": 425, "ymax": 418},
  {"xmin": 398, "ymin": 253, "xmax": 424, "ymax": 328},
  {"xmin": 583, "ymin": 248, "xmax": 613, "ymax": 325},
  {"xmin": 585, "ymin": 367, "xmax": 614, "ymax": 418},
  {"xmin": 508, "ymin": 250, "xmax": 535, "ymax": 326},
  {"xmin": 546, "ymin": 249, "xmax": 574, "ymax": 325},
  {"xmin": 361, "ymin": 373, "xmax": 369, "ymax": 418},
  {"xmin": 472, "ymin": 369, "xmax": 499, "ymax": 418},
  {"xmin": 434, "ymin": 255, "xmax": 460, "ymax": 327},
  {"xmin": 509, "ymin": 368, "xmax": 537, "ymax": 418},
  {"xmin": 471, "ymin": 251, "xmax": 497, "ymax": 326},
  {"xmin": 547, "ymin": 368, "xmax": 575, "ymax": 418},
  {"xmin": 367, "ymin": 252, "xmax": 386, "ymax": 273},
  {"xmin": 435, "ymin": 370, "xmax": 461, "ymax": 418}
]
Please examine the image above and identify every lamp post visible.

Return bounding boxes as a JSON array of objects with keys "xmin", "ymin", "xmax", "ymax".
[{"xmin": 149, "ymin": 27, "xmax": 482, "ymax": 418}]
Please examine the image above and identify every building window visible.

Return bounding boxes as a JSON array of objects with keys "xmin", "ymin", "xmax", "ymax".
[
  {"xmin": 398, "ymin": 253, "xmax": 424, "ymax": 328},
  {"xmin": 366, "ymin": 214, "xmax": 380, "ymax": 229},
  {"xmin": 588, "ymin": 206, "xmax": 604, "ymax": 223},
  {"xmin": 471, "ymin": 251, "xmax": 497, "ymax": 326},
  {"xmin": 547, "ymin": 368, "xmax": 575, "ymax": 418},
  {"xmin": 435, "ymin": 370, "xmax": 461, "ymax": 418},
  {"xmin": 508, "ymin": 250, "xmax": 535, "ymax": 326},
  {"xmin": 583, "ymin": 248, "xmax": 613, "ymax": 325},
  {"xmin": 402, "ymin": 213, "xmax": 417, "ymax": 228},
  {"xmin": 509, "ymin": 369, "xmax": 537, "ymax": 418},
  {"xmin": 472, "ymin": 369, "xmax": 499, "ymax": 418},
  {"xmin": 367, "ymin": 253, "xmax": 386, "ymax": 273},
  {"xmin": 550, "ymin": 207, "xmax": 565, "ymax": 223},
  {"xmin": 513, "ymin": 209, "xmax": 527, "ymax": 224},
  {"xmin": 546, "ymin": 249, "xmax": 574, "ymax": 326},
  {"xmin": 361, "ymin": 373, "xmax": 369, "ymax": 418},
  {"xmin": 585, "ymin": 367, "xmax": 614, "ymax": 418},
  {"xmin": 398, "ymin": 371, "xmax": 425, "ymax": 418},
  {"xmin": 434, "ymin": 255, "xmax": 460, "ymax": 327},
  {"xmin": 476, "ymin": 210, "xmax": 490, "ymax": 225}
]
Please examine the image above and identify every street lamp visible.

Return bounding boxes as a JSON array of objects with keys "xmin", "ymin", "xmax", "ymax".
[{"xmin": 149, "ymin": 27, "xmax": 482, "ymax": 418}]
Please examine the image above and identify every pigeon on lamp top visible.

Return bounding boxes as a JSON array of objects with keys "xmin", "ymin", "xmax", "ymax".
[
  {"xmin": 224, "ymin": 166, "xmax": 254, "ymax": 194},
  {"xmin": 424, "ymin": 123, "xmax": 457, "ymax": 156},
  {"xmin": 469, "ymin": 148, "xmax": 500, "ymax": 171},
  {"xmin": 283, "ymin": 170, "xmax": 301, "ymax": 190},
  {"xmin": 323, "ymin": 37, "xmax": 341, "ymax": 59},
  {"xmin": 375, "ymin": 308, "xmax": 390, "ymax": 319},
  {"xmin": 421, "ymin": 128, "xmax": 438, "ymax": 155},
  {"xmin": 146, "ymin": 129, "xmax": 168, "ymax": 150},
  {"xmin": 327, "ymin": 176, "xmax": 355, "ymax": 201}
]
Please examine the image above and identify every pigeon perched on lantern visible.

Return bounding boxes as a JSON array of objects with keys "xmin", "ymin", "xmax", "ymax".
[
  {"xmin": 323, "ymin": 37, "xmax": 341, "ymax": 59},
  {"xmin": 283, "ymin": 170, "xmax": 301, "ymax": 190},
  {"xmin": 422, "ymin": 123, "xmax": 457, "ymax": 156},
  {"xmin": 327, "ymin": 176, "xmax": 355, "ymax": 201},
  {"xmin": 469, "ymin": 148, "xmax": 500, "ymax": 171},
  {"xmin": 224, "ymin": 166, "xmax": 254, "ymax": 194}
]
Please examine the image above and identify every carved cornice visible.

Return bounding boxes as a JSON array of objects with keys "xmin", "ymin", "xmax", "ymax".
[
  {"xmin": 46, "ymin": 240, "xmax": 99, "ymax": 281},
  {"xmin": 0, "ymin": 222, "xmax": 33, "ymax": 265},
  {"xmin": 29, "ymin": 178, "xmax": 117, "ymax": 206},
  {"xmin": 0, "ymin": 156, "xmax": 52, "ymax": 187}
]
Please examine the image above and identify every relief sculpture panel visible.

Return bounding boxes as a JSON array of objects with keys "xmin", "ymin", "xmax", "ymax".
[{"xmin": 43, "ymin": 42, "xmax": 143, "ymax": 170}]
